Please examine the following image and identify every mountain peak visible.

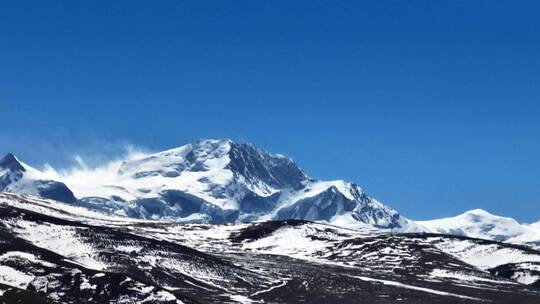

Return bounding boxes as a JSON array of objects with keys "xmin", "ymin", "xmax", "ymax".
[
  {"xmin": 227, "ymin": 141, "xmax": 307, "ymax": 190},
  {"xmin": 0, "ymin": 152, "xmax": 25, "ymax": 172},
  {"xmin": 464, "ymin": 209, "xmax": 493, "ymax": 217},
  {"xmin": 196, "ymin": 138, "xmax": 233, "ymax": 145}
]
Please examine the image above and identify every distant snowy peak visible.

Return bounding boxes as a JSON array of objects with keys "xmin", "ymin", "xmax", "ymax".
[
  {"xmin": 417, "ymin": 209, "xmax": 540, "ymax": 249},
  {"xmin": 0, "ymin": 152, "xmax": 76, "ymax": 204},
  {"xmin": 417, "ymin": 209, "xmax": 521, "ymax": 239}
]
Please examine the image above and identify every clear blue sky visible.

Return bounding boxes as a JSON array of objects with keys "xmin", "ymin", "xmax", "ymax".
[{"xmin": 1, "ymin": 1, "xmax": 539, "ymax": 222}]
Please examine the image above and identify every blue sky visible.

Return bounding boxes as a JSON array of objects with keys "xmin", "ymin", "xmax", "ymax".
[{"xmin": 1, "ymin": 1, "xmax": 539, "ymax": 222}]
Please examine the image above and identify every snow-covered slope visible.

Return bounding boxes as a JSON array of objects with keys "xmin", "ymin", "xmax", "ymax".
[
  {"xmin": 1, "ymin": 192, "xmax": 540, "ymax": 303},
  {"xmin": 417, "ymin": 209, "xmax": 540, "ymax": 249},
  {"xmin": 0, "ymin": 139, "xmax": 412, "ymax": 230}
]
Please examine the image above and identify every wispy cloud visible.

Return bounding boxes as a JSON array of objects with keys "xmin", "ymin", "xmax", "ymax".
[
  {"xmin": 38, "ymin": 145, "xmax": 150, "ymax": 198},
  {"xmin": 0, "ymin": 128, "xmax": 151, "ymax": 170}
]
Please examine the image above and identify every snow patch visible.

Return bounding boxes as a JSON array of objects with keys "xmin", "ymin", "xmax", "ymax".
[
  {"xmin": 0, "ymin": 265, "xmax": 34, "ymax": 289},
  {"xmin": 8, "ymin": 220, "xmax": 107, "ymax": 270},
  {"xmin": 429, "ymin": 269, "xmax": 513, "ymax": 284},
  {"xmin": 351, "ymin": 275, "xmax": 482, "ymax": 301},
  {"xmin": 430, "ymin": 238, "xmax": 540, "ymax": 269}
]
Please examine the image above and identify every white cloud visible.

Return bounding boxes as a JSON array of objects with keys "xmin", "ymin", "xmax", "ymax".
[{"xmin": 39, "ymin": 145, "xmax": 151, "ymax": 199}]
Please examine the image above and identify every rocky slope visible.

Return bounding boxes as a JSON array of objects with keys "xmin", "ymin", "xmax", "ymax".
[{"xmin": 0, "ymin": 193, "xmax": 539, "ymax": 303}]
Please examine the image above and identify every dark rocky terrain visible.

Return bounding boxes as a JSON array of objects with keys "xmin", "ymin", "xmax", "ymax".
[{"xmin": 0, "ymin": 193, "xmax": 539, "ymax": 303}]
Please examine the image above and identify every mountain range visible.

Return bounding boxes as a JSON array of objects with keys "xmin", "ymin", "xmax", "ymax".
[
  {"xmin": 1, "ymin": 139, "xmax": 540, "ymax": 303},
  {"xmin": 0, "ymin": 139, "xmax": 412, "ymax": 229},
  {"xmin": 1, "ymin": 139, "xmax": 539, "ymax": 248},
  {"xmin": 4, "ymin": 139, "xmax": 540, "ymax": 248}
]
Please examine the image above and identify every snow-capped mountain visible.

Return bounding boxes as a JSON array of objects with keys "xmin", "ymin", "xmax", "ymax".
[
  {"xmin": 0, "ymin": 139, "xmax": 412, "ymax": 230},
  {"xmin": 416, "ymin": 209, "xmax": 540, "ymax": 249}
]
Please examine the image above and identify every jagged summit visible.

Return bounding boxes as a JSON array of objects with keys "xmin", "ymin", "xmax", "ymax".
[
  {"xmin": 0, "ymin": 139, "xmax": 412, "ymax": 229},
  {"xmin": 118, "ymin": 139, "xmax": 307, "ymax": 192},
  {"xmin": 228, "ymin": 141, "xmax": 308, "ymax": 190},
  {"xmin": 0, "ymin": 152, "xmax": 25, "ymax": 172}
]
